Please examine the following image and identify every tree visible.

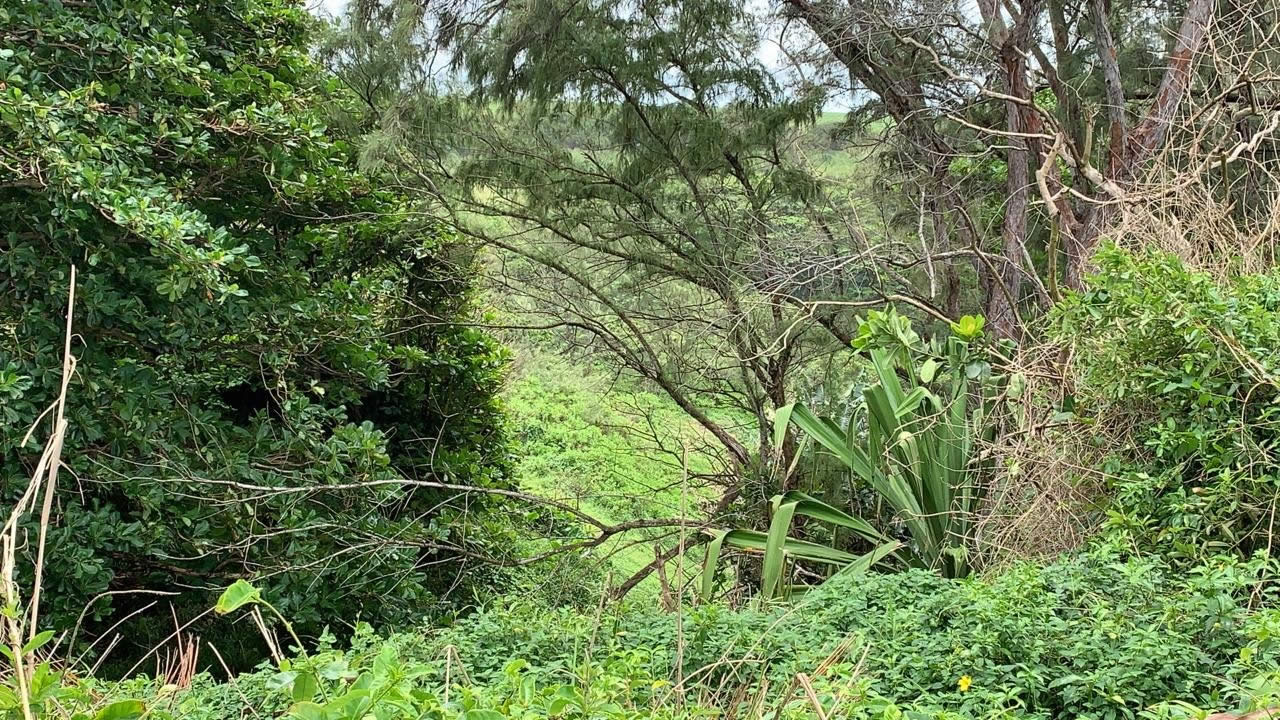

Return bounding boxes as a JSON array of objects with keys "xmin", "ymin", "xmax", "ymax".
[
  {"xmin": 329, "ymin": 0, "xmax": 954, "ymax": 503},
  {"xmin": 781, "ymin": 0, "xmax": 1253, "ymax": 337},
  {"xmin": 0, "ymin": 0, "xmax": 514, "ymax": 662},
  {"xmin": 327, "ymin": 0, "xmax": 1280, "ymax": 596}
]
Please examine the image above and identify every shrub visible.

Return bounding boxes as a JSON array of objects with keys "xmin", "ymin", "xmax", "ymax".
[
  {"xmin": 739, "ymin": 310, "xmax": 1004, "ymax": 592},
  {"xmin": 0, "ymin": 0, "xmax": 513, "ymax": 663},
  {"xmin": 430, "ymin": 547, "xmax": 1278, "ymax": 720},
  {"xmin": 21, "ymin": 548, "xmax": 1277, "ymax": 719},
  {"xmin": 1053, "ymin": 248, "xmax": 1280, "ymax": 561}
]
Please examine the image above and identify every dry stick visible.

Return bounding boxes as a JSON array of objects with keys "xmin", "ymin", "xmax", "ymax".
[
  {"xmin": 0, "ymin": 267, "xmax": 76, "ymax": 720},
  {"xmin": 69, "ymin": 589, "xmax": 180, "ymax": 658},
  {"xmin": 73, "ymin": 600, "xmax": 162, "ymax": 671},
  {"xmin": 30, "ymin": 266, "xmax": 76, "ymax": 640},
  {"xmin": 2, "ymin": 528, "xmax": 38, "ymax": 720},
  {"xmin": 796, "ymin": 673, "xmax": 829, "ymax": 720},
  {"xmin": 916, "ymin": 188, "xmax": 937, "ymax": 298},
  {"xmin": 208, "ymin": 642, "xmax": 262, "ymax": 720},
  {"xmin": 250, "ymin": 607, "xmax": 283, "ymax": 665},
  {"xmin": 443, "ymin": 645, "xmax": 453, "ymax": 705},
  {"xmin": 674, "ymin": 442, "xmax": 689, "ymax": 711},
  {"xmin": 121, "ymin": 606, "xmax": 216, "ymax": 679},
  {"xmin": 748, "ymin": 676, "xmax": 770, "ymax": 720},
  {"xmin": 89, "ymin": 635, "xmax": 122, "ymax": 677}
]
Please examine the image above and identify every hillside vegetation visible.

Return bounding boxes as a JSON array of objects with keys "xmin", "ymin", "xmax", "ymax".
[{"xmin": 4, "ymin": 0, "xmax": 1280, "ymax": 719}]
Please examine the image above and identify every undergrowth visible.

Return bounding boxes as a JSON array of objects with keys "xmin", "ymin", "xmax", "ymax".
[{"xmin": 25, "ymin": 545, "xmax": 1280, "ymax": 720}]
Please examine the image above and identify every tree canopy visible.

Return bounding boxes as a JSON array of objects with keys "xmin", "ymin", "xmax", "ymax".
[{"xmin": 1, "ymin": 0, "xmax": 513, "ymax": 662}]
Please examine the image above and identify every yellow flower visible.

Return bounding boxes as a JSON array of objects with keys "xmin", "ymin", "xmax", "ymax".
[{"xmin": 957, "ymin": 675, "xmax": 973, "ymax": 692}]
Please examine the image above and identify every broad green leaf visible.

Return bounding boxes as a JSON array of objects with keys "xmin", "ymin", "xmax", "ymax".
[
  {"xmin": 787, "ymin": 403, "xmax": 850, "ymax": 465},
  {"xmin": 773, "ymin": 403, "xmax": 795, "ymax": 455},
  {"xmin": 950, "ymin": 314, "xmax": 985, "ymax": 339},
  {"xmin": 21, "ymin": 630, "xmax": 54, "ymax": 656},
  {"xmin": 267, "ymin": 671, "xmax": 298, "ymax": 691},
  {"xmin": 93, "ymin": 700, "xmax": 146, "ymax": 720},
  {"xmin": 894, "ymin": 386, "xmax": 929, "ymax": 420},
  {"xmin": 919, "ymin": 358, "xmax": 940, "ymax": 383},
  {"xmin": 215, "ymin": 579, "xmax": 261, "ymax": 615},
  {"xmin": 701, "ymin": 530, "xmax": 728, "ymax": 601},
  {"xmin": 292, "ymin": 671, "xmax": 318, "ymax": 702},
  {"xmin": 829, "ymin": 541, "xmax": 902, "ymax": 579},
  {"xmin": 324, "ymin": 690, "xmax": 372, "ymax": 718},
  {"xmin": 787, "ymin": 403, "xmax": 877, "ymax": 483},
  {"xmin": 761, "ymin": 501, "xmax": 799, "ymax": 599},
  {"xmin": 773, "ymin": 491, "xmax": 885, "ymax": 543},
  {"xmin": 719, "ymin": 530, "xmax": 859, "ymax": 564},
  {"xmin": 285, "ymin": 701, "xmax": 330, "ymax": 720}
]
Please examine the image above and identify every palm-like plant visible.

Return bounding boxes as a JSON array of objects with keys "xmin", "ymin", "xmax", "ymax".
[{"xmin": 704, "ymin": 314, "xmax": 1003, "ymax": 600}]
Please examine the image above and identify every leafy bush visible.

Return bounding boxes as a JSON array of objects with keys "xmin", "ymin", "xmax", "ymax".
[
  {"xmin": 1054, "ymin": 248, "xmax": 1280, "ymax": 561},
  {"xmin": 0, "ymin": 0, "xmax": 513, "ymax": 661},
  {"xmin": 709, "ymin": 310, "xmax": 1005, "ymax": 598},
  {"xmin": 430, "ymin": 547, "xmax": 1279, "ymax": 720},
  {"xmin": 15, "ymin": 548, "xmax": 1279, "ymax": 719}
]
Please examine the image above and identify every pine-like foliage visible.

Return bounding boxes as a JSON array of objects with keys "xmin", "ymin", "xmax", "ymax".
[{"xmin": 328, "ymin": 0, "xmax": 886, "ymax": 494}]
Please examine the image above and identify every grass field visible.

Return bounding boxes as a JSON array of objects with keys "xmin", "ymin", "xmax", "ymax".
[{"xmin": 502, "ymin": 350, "xmax": 724, "ymax": 597}]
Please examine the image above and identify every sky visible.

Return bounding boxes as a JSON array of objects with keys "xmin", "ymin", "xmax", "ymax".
[
  {"xmin": 312, "ymin": 0, "xmax": 346, "ymax": 17},
  {"xmin": 305, "ymin": 0, "xmax": 853, "ymax": 111}
]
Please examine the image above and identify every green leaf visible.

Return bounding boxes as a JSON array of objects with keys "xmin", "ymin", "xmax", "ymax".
[
  {"xmin": 950, "ymin": 314, "xmax": 985, "ymax": 339},
  {"xmin": 93, "ymin": 700, "xmax": 146, "ymax": 720},
  {"xmin": 292, "ymin": 671, "xmax": 318, "ymax": 702},
  {"xmin": 719, "ymin": 529, "xmax": 859, "ymax": 565},
  {"xmin": 21, "ymin": 630, "xmax": 54, "ymax": 656},
  {"xmin": 700, "ymin": 530, "xmax": 728, "ymax": 601},
  {"xmin": 215, "ymin": 579, "xmax": 262, "ymax": 615},
  {"xmin": 829, "ymin": 541, "xmax": 902, "ymax": 580},
  {"xmin": 268, "ymin": 671, "xmax": 298, "ymax": 692},
  {"xmin": 324, "ymin": 690, "xmax": 372, "ymax": 718},
  {"xmin": 919, "ymin": 358, "xmax": 940, "ymax": 383},
  {"xmin": 786, "ymin": 403, "xmax": 876, "ymax": 483},
  {"xmin": 285, "ymin": 701, "xmax": 330, "ymax": 720},
  {"xmin": 773, "ymin": 402, "xmax": 795, "ymax": 456},
  {"xmin": 761, "ymin": 500, "xmax": 799, "ymax": 600},
  {"xmin": 773, "ymin": 491, "xmax": 886, "ymax": 544}
]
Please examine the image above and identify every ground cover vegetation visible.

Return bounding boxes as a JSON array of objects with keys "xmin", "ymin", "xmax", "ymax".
[{"xmin": 4, "ymin": 0, "xmax": 1280, "ymax": 718}]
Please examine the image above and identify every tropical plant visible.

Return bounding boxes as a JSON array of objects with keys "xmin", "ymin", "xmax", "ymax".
[
  {"xmin": 700, "ymin": 519, "xmax": 900, "ymax": 602},
  {"xmin": 705, "ymin": 313, "xmax": 1005, "ymax": 595}
]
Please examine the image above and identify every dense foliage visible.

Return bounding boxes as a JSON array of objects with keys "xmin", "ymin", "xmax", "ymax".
[
  {"xmin": 429, "ymin": 548, "xmax": 1279, "ymax": 720},
  {"xmin": 329, "ymin": 0, "xmax": 876, "ymax": 495},
  {"xmin": 745, "ymin": 312, "xmax": 1004, "ymax": 586},
  {"xmin": 0, "ymin": 0, "xmax": 511, "ymax": 659},
  {"xmin": 14, "ymin": 547, "xmax": 1280, "ymax": 719},
  {"xmin": 4, "ymin": 0, "xmax": 1280, "ymax": 717},
  {"xmin": 1056, "ymin": 249, "xmax": 1280, "ymax": 562}
]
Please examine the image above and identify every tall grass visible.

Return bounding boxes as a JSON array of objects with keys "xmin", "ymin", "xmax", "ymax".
[{"xmin": 2, "ymin": 267, "xmax": 76, "ymax": 719}]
